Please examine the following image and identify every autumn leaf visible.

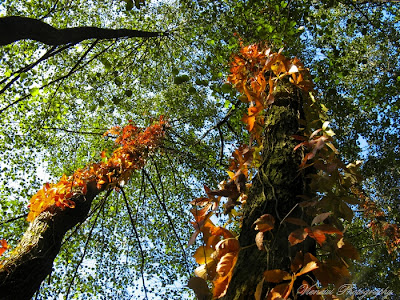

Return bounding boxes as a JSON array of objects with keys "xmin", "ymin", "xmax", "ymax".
[
  {"xmin": 212, "ymin": 252, "xmax": 238, "ymax": 298},
  {"xmin": 311, "ymin": 212, "xmax": 331, "ymax": 225},
  {"xmin": 255, "ymin": 231, "xmax": 265, "ymax": 251},
  {"xmin": 193, "ymin": 246, "xmax": 215, "ymax": 265},
  {"xmin": 0, "ymin": 239, "xmax": 9, "ymax": 257},
  {"xmin": 215, "ymin": 238, "xmax": 240, "ymax": 259},
  {"xmin": 253, "ymin": 214, "xmax": 275, "ymax": 232},
  {"xmin": 195, "ymin": 259, "xmax": 217, "ymax": 280},
  {"xmin": 266, "ymin": 282, "xmax": 291, "ymax": 300},
  {"xmin": 187, "ymin": 277, "xmax": 211, "ymax": 299},
  {"xmin": 284, "ymin": 217, "xmax": 308, "ymax": 227},
  {"xmin": 288, "ymin": 228, "xmax": 308, "ymax": 246},
  {"xmin": 254, "ymin": 278, "xmax": 265, "ymax": 300},
  {"xmin": 336, "ymin": 238, "xmax": 360, "ymax": 260},
  {"xmin": 263, "ymin": 269, "xmax": 291, "ymax": 283},
  {"xmin": 296, "ymin": 261, "xmax": 319, "ymax": 277}
]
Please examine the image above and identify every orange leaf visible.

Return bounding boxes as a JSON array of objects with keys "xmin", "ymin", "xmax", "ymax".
[
  {"xmin": 216, "ymin": 252, "xmax": 238, "ymax": 277},
  {"xmin": 266, "ymin": 282, "xmax": 291, "ymax": 300},
  {"xmin": 215, "ymin": 238, "xmax": 240, "ymax": 259},
  {"xmin": 0, "ymin": 239, "xmax": 9, "ymax": 256},
  {"xmin": 264, "ymin": 269, "xmax": 291, "ymax": 283},
  {"xmin": 210, "ymin": 226, "xmax": 235, "ymax": 240},
  {"xmin": 212, "ymin": 253, "xmax": 238, "ymax": 298},
  {"xmin": 253, "ymin": 214, "xmax": 275, "ymax": 232},
  {"xmin": 296, "ymin": 261, "xmax": 319, "ymax": 277}
]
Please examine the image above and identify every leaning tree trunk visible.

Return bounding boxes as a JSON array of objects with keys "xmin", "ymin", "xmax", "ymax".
[
  {"xmin": 0, "ymin": 181, "xmax": 104, "ymax": 300},
  {"xmin": 0, "ymin": 16, "xmax": 165, "ymax": 46},
  {"xmin": 222, "ymin": 80, "xmax": 316, "ymax": 300}
]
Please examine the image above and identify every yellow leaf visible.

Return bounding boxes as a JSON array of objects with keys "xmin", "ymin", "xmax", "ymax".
[
  {"xmin": 296, "ymin": 261, "xmax": 319, "ymax": 277},
  {"xmin": 193, "ymin": 246, "xmax": 215, "ymax": 265}
]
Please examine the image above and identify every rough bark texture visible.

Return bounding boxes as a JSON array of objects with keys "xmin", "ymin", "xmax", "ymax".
[
  {"xmin": 0, "ymin": 16, "xmax": 165, "ymax": 46},
  {"xmin": 0, "ymin": 181, "xmax": 102, "ymax": 300},
  {"xmin": 222, "ymin": 80, "xmax": 315, "ymax": 300}
]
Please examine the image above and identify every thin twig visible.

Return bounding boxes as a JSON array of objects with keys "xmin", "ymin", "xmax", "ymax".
[
  {"xmin": 120, "ymin": 186, "xmax": 148, "ymax": 300},
  {"xmin": 65, "ymin": 191, "xmax": 107, "ymax": 299},
  {"xmin": 143, "ymin": 169, "xmax": 190, "ymax": 275}
]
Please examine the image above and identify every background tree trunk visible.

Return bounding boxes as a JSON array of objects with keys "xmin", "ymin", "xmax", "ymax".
[
  {"xmin": 222, "ymin": 80, "xmax": 316, "ymax": 300},
  {"xmin": 0, "ymin": 16, "xmax": 165, "ymax": 46}
]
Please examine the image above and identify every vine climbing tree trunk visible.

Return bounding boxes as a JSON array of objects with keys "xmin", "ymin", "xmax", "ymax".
[
  {"xmin": 0, "ymin": 120, "xmax": 165, "ymax": 300},
  {"xmin": 0, "ymin": 181, "xmax": 104, "ymax": 300},
  {"xmin": 222, "ymin": 80, "xmax": 316, "ymax": 300}
]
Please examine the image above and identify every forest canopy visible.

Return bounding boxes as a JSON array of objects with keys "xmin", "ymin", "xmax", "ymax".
[{"xmin": 0, "ymin": 0, "xmax": 399, "ymax": 299}]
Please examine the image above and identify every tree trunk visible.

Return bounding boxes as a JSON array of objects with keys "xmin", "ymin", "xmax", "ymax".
[
  {"xmin": 0, "ymin": 180, "xmax": 103, "ymax": 300},
  {"xmin": 222, "ymin": 80, "xmax": 316, "ymax": 300},
  {"xmin": 0, "ymin": 16, "xmax": 165, "ymax": 46}
]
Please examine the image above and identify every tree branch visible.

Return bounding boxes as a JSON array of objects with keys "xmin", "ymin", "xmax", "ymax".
[{"xmin": 0, "ymin": 16, "xmax": 167, "ymax": 46}]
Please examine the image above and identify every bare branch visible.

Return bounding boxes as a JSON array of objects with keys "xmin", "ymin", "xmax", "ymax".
[{"xmin": 0, "ymin": 17, "xmax": 167, "ymax": 46}]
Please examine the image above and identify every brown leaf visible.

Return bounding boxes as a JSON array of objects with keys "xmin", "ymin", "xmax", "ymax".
[
  {"xmin": 264, "ymin": 269, "xmax": 291, "ymax": 283},
  {"xmin": 290, "ymin": 251, "xmax": 304, "ymax": 273},
  {"xmin": 288, "ymin": 228, "xmax": 308, "ymax": 246},
  {"xmin": 253, "ymin": 214, "xmax": 275, "ymax": 232},
  {"xmin": 190, "ymin": 197, "xmax": 211, "ymax": 206},
  {"xmin": 255, "ymin": 231, "xmax": 265, "ymax": 251},
  {"xmin": 266, "ymin": 282, "xmax": 291, "ymax": 300},
  {"xmin": 254, "ymin": 278, "xmax": 265, "ymax": 300},
  {"xmin": 187, "ymin": 277, "xmax": 211, "ymax": 299},
  {"xmin": 336, "ymin": 238, "xmax": 360, "ymax": 260},
  {"xmin": 284, "ymin": 217, "xmax": 308, "ymax": 227},
  {"xmin": 194, "ymin": 259, "xmax": 217, "ymax": 280}
]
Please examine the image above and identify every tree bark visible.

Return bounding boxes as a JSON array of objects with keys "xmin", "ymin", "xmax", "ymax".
[
  {"xmin": 0, "ymin": 16, "xmax": 165, "ymax": 46},
  {"xmin": 222, "ymin": 80, "xmax": 316, "ymax": 300},
  {"xmin": 0, "ymin": 180, "xmax": 104, "ymax": 300}
]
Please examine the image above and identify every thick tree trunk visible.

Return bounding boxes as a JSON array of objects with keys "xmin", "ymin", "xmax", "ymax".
[
  {"xmin": 0, "ymin": 180, "xmax": 103, "ymax": 300},
  {"xmin": 0, "ymin": 16, "xmax": 165, "ymax": 46},
  {"xmin": 222, "ymin": 80, "xmax": 315, "ymax": 300}
]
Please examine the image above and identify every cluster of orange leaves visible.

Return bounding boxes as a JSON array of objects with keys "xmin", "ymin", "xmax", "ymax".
[
  {"xmin": 228, "ymin": 43, "xmax": 312, "ymax": 143},
  {"xmin": 361, "ymin": 197, "xmax": 400, "ymax": 254},
  {"xmin": 27, "ymin": 117, "xmax": 166, "ymax": 222},
  {"xmin": 188, "ymin": 145, "xmax": 254, "ymax": 298}
]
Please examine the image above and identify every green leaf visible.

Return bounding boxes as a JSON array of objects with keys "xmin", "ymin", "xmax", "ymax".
[
  {"xmin": 221, "ymin": 83, "xmax": 232, "ymax": 94},
  {"xmin": 174, "ymin": 75, "xmax": 190, "ymax": 84},
  {"xmin": 30, "ymin": 87, "xmax": 40, "ymax": 96},
  {"xmin": 188, "ymin": 86, "xmax": 197, "ymax": 94},
  {"xmin": 172, "ymin": 68, "xmax": 179, "ymax": 76},
  {"xmin": 124, "ymin": 90, "xmax": 133, "ymax": 97},
  {"xmin": 126, "ymin": 0, "xmax": 133, "ymax": 11}
]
